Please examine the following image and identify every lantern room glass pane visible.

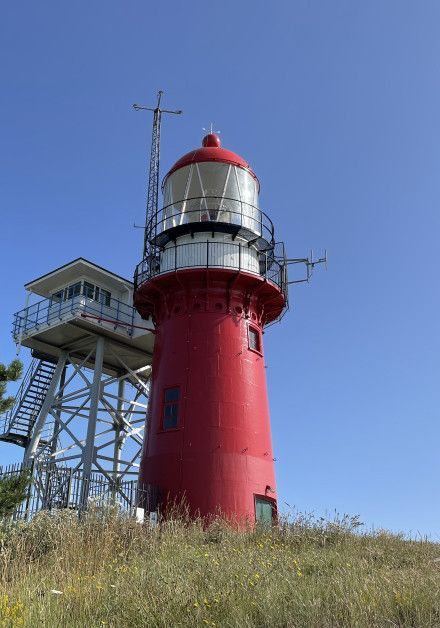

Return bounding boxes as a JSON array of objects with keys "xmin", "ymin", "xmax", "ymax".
[
  {"xmin": 163, "ymin": 166, "xmax": 189, "ymax": 207},
  {"xmin": 161, "ymin": 162, "xmax": 261, "ymax": 236},
  {"xmin": 236, "ymin": 167, "xmax": 257, "ymax": 206},
  {"xmin": 196, "ymin": 162, "xmax": 228, "ymax": 198}
]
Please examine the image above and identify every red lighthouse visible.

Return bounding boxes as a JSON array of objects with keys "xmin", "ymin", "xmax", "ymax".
[{"xmin": 134, "ymin": 132, "xmax": 287, "ymax": 524}]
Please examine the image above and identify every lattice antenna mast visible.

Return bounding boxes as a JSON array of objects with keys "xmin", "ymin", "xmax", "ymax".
[{"xmin": 133, "ymin": 91, "xmax": 182, "ymax": 258}]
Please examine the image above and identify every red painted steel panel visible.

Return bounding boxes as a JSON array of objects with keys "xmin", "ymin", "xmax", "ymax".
[{"xmin": 136, "ymin": 268, "xmax": 284, "ymax": 523}]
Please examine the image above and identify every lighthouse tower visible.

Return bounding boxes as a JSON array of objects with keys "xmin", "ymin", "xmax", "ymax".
[{"xmin": 134, "ymin": 133, "xmax": 287, "ymax": 523}]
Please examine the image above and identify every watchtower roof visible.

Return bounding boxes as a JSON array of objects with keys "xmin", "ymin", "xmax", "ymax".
[{"xmin": 25, "ymin": 258, "xmax": 133, "ymax": 298}]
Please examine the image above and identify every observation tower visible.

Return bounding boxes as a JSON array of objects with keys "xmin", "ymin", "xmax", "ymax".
[
  {"xmin": 134, "ymin": 132, "xmax": 288, "ymax": 523},
  {"xmin": 0, "ymin": 258, "xmax": 154, "ymax": 513}
]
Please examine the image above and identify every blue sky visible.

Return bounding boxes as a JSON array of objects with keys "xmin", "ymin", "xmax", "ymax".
[{"xmin": 1, "ymin": 1, "xmax": 440, "ymax": 536}]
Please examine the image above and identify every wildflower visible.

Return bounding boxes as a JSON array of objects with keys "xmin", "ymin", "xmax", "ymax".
[{"xmin": 0, "ymin": 594, "xmax": 25, "ymax": 624}]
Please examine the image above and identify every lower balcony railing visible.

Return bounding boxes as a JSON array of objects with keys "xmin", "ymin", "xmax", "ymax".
[{"xmin": 134, "ymin": 240, "xmax": 288, "ymax": 298}]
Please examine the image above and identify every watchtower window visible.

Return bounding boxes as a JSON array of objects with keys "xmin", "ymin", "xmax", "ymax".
[
  {"xmin": 50, "ymin": 281, "xmax": 112, "ymax": 306},
  {"xmin": 83, "ymin": 283, "xmax": 111, "ymax": 306},
  {"xmin": 95, "ymin": 287, "xmax": 111, "ymax": 306},
  {"xmin": 67, "ymin": 282, "xmax": 81, "ymax": 299},
  {"xmin": 162, "ymin": 386, "xmax": 180, "ymax": 430},
  {"xmin": 83, "ymin": 281, "xmax": 95, "ymax": 299},
  {"xmin": 51, "ymin": 290, "xmax": 63, "ymax": 304},
  {"xmin": 248, "ymin": 325, "xmax": 261, "ymax": 354}
]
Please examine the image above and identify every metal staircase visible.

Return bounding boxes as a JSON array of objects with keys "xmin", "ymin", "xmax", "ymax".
[{"xmin": 0, "ymin": 359, "xmax": 56, "ymax": 448}]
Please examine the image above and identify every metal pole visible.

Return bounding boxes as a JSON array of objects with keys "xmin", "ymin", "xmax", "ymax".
[
  {"xmin": 112, "ymin": 378, "xmax": 125, "ymax": 500},
  {"xmin": 23, "ymin": 352, "xmax": 68, "ymax": 465},
  {"xmin": 24, "ymin": 459, "xmax": 35, "ymax": 521},
  {"xmin": 50, "ymin": 365, "xmax": 67, "ymax": 457},
  {"xmin": 80, "ymin": 336, "xmax": 105, "ymax": 510},
  {"xmin": 16, "ymin": 289, "xmax": 31, "ymax": 355}
]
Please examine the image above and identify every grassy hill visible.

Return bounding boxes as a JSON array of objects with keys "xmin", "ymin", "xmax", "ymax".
[{"xmin": 1, "ymin": 508, "xmax": 439, "ymax": 627}]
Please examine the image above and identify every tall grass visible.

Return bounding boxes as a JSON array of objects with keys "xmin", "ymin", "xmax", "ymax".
[{"xmin": 1, "ymin": 507, "xmax": 439, "ymax": 627}]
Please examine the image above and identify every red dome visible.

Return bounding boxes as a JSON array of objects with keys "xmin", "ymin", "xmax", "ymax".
[
  {"xmin": 202, "ymin": 133, "xmax": 221, "ymax": 147},
  {"xmin": 163, "ymin": 134, "xmax": 260, "ymax": 188}
]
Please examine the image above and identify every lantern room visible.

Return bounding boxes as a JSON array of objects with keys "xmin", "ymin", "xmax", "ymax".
[{"xmin": 150, "ymin": 134, "xmax": 274, "ymax": 250}]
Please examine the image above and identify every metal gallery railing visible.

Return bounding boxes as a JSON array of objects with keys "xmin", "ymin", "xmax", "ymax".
[
  {"xmin": 12, "ymin": 293, "xmax": 139, "ymax": 342},
  {"xmin": 146, "ymin": 196, "xmax": 275, "ymax": 248},
  {"xmin": 134, "ymin": 239, "xmax": 288, "ymax": 298}
]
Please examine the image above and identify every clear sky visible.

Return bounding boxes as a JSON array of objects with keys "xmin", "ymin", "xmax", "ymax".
[{"xmin": 1, "ymin": 1, "xmax": 439, "ymax": 536}]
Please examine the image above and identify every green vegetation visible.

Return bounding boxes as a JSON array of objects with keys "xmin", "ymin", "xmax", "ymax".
[
  {"xmin": 0, "ymin": 471, "xmax": 31, "ymax": 518},
  {"xmin": 0, "ymin": 359, "xmax": 22, "ymax": 414},
  {"xmin": 1, "ymin": 509, "xmax": 439, "ymax": 627}
]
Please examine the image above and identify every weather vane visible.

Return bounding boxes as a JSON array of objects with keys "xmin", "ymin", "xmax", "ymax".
[{"xmin": 203, "ymin": 122, "xmax": 220, "ymax": 135}]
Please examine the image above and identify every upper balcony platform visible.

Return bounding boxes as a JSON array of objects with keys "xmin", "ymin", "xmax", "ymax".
[
  {"xmin": 134, "ymin": 238, "xmax": 288, "ymax": 302},
  {"xmin": 15, "ymin": 258, "xmax": 155, "ymax": 375}
]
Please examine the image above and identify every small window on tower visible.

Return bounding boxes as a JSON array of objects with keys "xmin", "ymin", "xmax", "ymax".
[
  {"xmin": 248, "ymin": 325, "xmax": 261, "ymax": 354},
  {"xmin": 162, "ymin": 387, "xmax": 180, "ymax": 430}
]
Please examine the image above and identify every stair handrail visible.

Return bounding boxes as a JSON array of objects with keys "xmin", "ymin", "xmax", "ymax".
[{"xmin": 0, "ymin": 358, "xmax": 42, "ymax": 434}]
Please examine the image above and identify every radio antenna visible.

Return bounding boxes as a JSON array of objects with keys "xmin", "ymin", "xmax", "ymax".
[{"xmin": 133, "ymin": 91, "xmax": 182, "ymax": 258}]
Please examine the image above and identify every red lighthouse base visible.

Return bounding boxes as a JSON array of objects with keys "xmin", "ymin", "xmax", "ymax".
[{"xmin": 135, "ymin": 268, "xmax": 285, "ymax": 523}]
